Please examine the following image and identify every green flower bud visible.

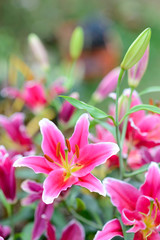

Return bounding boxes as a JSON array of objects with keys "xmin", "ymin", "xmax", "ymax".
[
  {"xmin": 70, "ymin": 27, "xmax": 84, "ymax": 60},
  {"xmin": 121, "ymin": 28, "xmax": 151, "ymax": 70}
]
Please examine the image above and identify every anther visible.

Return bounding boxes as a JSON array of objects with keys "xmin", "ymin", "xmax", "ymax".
[
  {"xmin": 149, "ymin": 98, "xmax": 154, "ymax": 106},
  {"xmin": 56, "ymin": 142, "xmax": 61, "ymax": 157},
  {"xmin": 44, "ymin": 154, "xmax": 54, "ymax": 163},
  {"xmin": 66, "ymin": 139, "xmax": 71, "ymax": 152},
  {"xmin": 75, "ymin": 144, "xmax": 80, "ymax": 158},
  {"xmin": 156, "ymin": 198, "xmax": 160, "ymax": 210}
]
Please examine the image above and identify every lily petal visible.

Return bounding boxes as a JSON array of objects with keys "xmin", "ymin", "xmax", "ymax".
[
  {"xmin": 140, "ymin": 162, "xmax": 160, "ymax": 199},
  {"xmin": 94, "ymin": 219, "xmax": 123, "ymax": 240},
  {"xmin": 69, "ymin": 114, "xmax": 89, "ymax": 152},
  {"xmin": 61, "ymin": 220, "xmax": 85, "ymax": 240},
  {"xmin": 39, "ymin": 118, "xmax": 65, "ymax": 164},
  {"xmin": 75, "ymin": 173, "xmax": 106, "ymax": 196},
  {"xmin": 46, "ymin": 221, "xmax": 56, "ymax": 240},
  {"xmin": 104, "ymin": 178, "xmax": 140, "ymax": 212},
  {"xmin": 73, "ymin": 143, "xmax": 119, "ymax": 177},
  {"xmin": 14, "ymin": 156, "xmax": 52, "ymax": 174},
  {"xmin": 42, "ymin": 169, "xmax": 78, "ymax": 204}
]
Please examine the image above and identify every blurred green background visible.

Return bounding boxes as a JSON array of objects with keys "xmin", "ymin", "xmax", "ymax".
[{"xmin": 0, "ymin": 0, "xmax": 160, "ymax": 102}]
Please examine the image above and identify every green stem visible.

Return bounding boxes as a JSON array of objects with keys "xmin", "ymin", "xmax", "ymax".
[
  {"xmin": 69, "ymin": 208, "xmax": 102, "ymax": 229},
  {"xmin": 120, "ymin": 87, "xmax": 134, "ymax": 149},
  {"xmin": 63, "ymin": 201, "xmax": 101, "ymax": 229},
  {"xmin": 115, "ymin": 68, "xmax": 125, "ymax": 179}
]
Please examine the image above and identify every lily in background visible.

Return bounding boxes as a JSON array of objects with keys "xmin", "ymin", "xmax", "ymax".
[
  {"xmin": 21, "ymin": 180, "xmax": 54, "ymax": 240},
  {"xmin": 46, "ymin": 219, "xmax": 85, "ymax": 240},
  {"xmin": 14, "ymin": 114, "xmax": 119, "ymax": 204},
  {"xmin": 0, "ymin": 113, "xmax": 33, "ymax": 156},
  {"xmin": 0, "ymin": 224, "xmax": 11, "ymax": 240},
  {"xmin": 0, "ymin": 146, "xmax": 16, "ymax": 202}
]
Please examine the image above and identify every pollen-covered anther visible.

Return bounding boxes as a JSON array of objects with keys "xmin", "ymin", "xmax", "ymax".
[
  {"xmin": 44, "ymin": 154, "xmax": 54, "ymax": 163},
  {"xmin": 149, "ymin": 98, "xmax": 154, "ymax": 106},
  {"xmin": 56, "ymin": 142, "xmax": 61, "ymax": 157},
  {"xmin": 75, "ymin": 144, "xmax": 80, "ymax": 158},
  {"xmin": 65, "ymin": 139, "xmax": 71, "ymax": 152},
  {"xmin": 155, "ymin": 198, "xmax": 160, "ymax": 210}
]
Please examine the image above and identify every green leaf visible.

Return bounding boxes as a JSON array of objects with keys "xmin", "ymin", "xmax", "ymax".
[
  {"xmin": 139, "ymin": 86, "xmax": 160, "ymax": 96},
  {"xmin": 90, "ymin": 119, "xmax": 116, "ymax": 137},
  {"xmin": 119, "ymin": 104, "xmax": 160, "ymax": 124},
  {"xmin": 59, "ymin": 96, "xmax": 116, "ymax": 123}
]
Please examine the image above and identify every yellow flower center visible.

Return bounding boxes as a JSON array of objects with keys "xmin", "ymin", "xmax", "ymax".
[{"xmin": 44, "ymin": 139, "xmax": 83, "ymax": 181}]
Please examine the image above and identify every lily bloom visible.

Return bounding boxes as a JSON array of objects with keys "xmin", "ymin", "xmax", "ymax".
[
  {"xmin": 0, "ymin": 113, "xmax": 33, "ymax": 156},
  {"xmin": 0, "ymin": 146, "xmax": 16, "ymax": 202},
  {"xmin": 21, "ymin": 180, "xmax": 54, "ymax": 240},
  {"xmin": 46, "ymin": 219, "xmax": 85, "ymax": 240},
  {"xmin": 104, "ymin": 162, "xmax": 160, "ymax": 239},
  {"xmin": 14, "ymin": 114, "xmax": 119, "ymax": 204},
  {"xmin": 2, "ymin": 81, "xmax": 47, "ymax": 112},
  {"xmin": 94, "ymin": 219, "xmax": 123, "ymax": 240}
]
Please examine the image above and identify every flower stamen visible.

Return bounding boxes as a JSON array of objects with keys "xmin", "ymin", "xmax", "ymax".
[
  {"xmin": 56, "ymin": 142, "xmax": 61, "ymax": 157},
  {"xmin": 75, "ymin": 144, "xmax": 80, "ymax": 158},
  {"xmin": 66, "ymin": 139, "xmax": 71, "ymax": 152}
]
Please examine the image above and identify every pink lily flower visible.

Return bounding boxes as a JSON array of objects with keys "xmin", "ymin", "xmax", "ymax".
[
  {"xmin": 46, "ymin": 219, "xmax": 85, "ymax": 240},
  {"xmin": 2, "ymin": 81, "xmax": 47, "ymax": 112},
  {"xmin": 0, "ymin": 225, "xmax": 11, "ymax": 240},
  {"xmin": 21, "ymin": 180, "xmax": 54, "ymax": 240},
  {"xmin": 92, "ymin": 67, "xmax": 121, "ymax": 102},
  {"xmin": 59, "ymin": 92, "xmax": 79, "ymax": 123},
  {"xmin": 104, "ymin": 162, "xmax": 160, "ymax": 240},
  {"xmin": 0, "ymin": 146, "xmax": 16, "ymax": 202},
  {"xmin": 128, "ymin": 46, "xmax": 149, "ymax": 88},
  {"xmin": 14, "ymin": 114, "xmax": 119, "ymax": 204},
  {"xmin": 94, "ymin": 219, "xmax": 123, "ymax": 240},
  {"xmin": 0, "ymin": 113, "xmax": 33, "ymax": 156}
]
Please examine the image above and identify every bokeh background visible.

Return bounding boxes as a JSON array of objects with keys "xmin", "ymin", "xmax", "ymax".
[{"xmin": 0, "ymin": 0, "xmax": 160, "ymax": 102}]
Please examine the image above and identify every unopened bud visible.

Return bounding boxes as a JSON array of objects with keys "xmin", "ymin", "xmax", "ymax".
[
  {"xmin": 128, "ymin": 46, "xmax": 149, "ymax": 88},
  {"xmin": 28, "ymin": 33, "xmax": 49, "ymax": 70},
  {"xmin": 70, "ymin": 27, "xmax": 84, "ymax": 60},
  {"xmin": 121, "ymin": 28, "xmax": 151, "ymax": 70},
  {"xmin": 92, "ymin": 67, "xmax": 121, "ymax": 102}
]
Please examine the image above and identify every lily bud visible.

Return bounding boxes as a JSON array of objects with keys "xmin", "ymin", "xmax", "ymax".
[
  {"xmin": 128, "ymin": 46, "xmax": 149, "ymax": 88},
  {"xmin": 59, "ymin": 92, "xmax": 79, "ymax": 123},
  {"xmin": 92, "ymin": 67, "xmax": 121, "ymax": 102},
  {"xmin": 121, "ymin": 28, "xmax": 151, "ymax": 70},
  {"xmin": 28, "ymin": 33, "xmax": 49, "ymax": 70},
  {"xmin": 70, "ymin": 27, "xmax": 84, "ymax": 60}
]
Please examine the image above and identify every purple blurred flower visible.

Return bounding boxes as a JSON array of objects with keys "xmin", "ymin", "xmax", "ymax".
[
  {"xmin": 59, "ymin": 92, "xmax": 79, "ymax": 123},
  {"xmin": 0, "ymin": 225, "xmax": 11, "ymax": 239},
  {"xmin": 21, "ymin": 180, "xmax": 54, "ymax": 240}
]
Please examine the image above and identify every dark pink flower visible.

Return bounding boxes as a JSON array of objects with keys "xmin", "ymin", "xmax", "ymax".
[
  {"xmin": 0, "ymin": 146, "xmax": 16, "ymax": 202},
  {"xmin": 104, "ymin": 162, "xmax": 160, "ymax": 239},
  {"xmin": 59, "ymin": 92, "xmax": 79, "ymax": 123},
  {"xmin": 47, "ymin": 219, "xmax": 85, "ymax": 240},
  {"xmin": 14, "ymin": 114, "xmax": 119, "ymax": 204},
  {"xmin": 0, "ymin": 113, "xmax": 33, "ymax": 156}
]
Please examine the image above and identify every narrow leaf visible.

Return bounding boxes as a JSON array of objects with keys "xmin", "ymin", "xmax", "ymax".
[
  {"xmin": 119, "ymin": 104, "xmax": 160, "ymax": 124},
  {"xmin": 60, "ymin": 96, "xmax": 115, "ymax": 122},
  {"xmin": 139, "ymin": 86, "xmax": 160, "ymax": 96}
]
